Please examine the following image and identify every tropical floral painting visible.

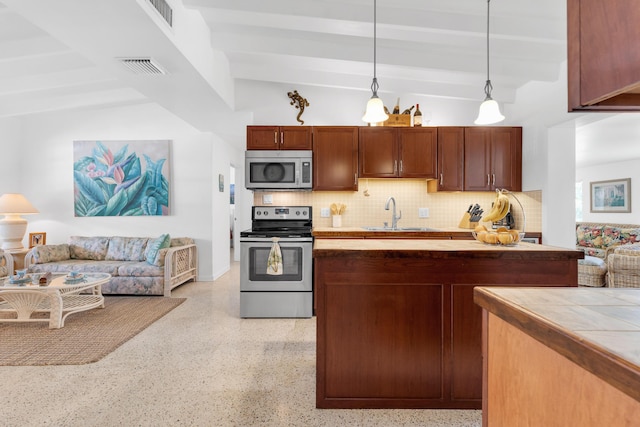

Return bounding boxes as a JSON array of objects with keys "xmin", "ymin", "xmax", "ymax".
[{"xmin": 73, "ymin": 140, "xmax": 170, "ymax": 216}]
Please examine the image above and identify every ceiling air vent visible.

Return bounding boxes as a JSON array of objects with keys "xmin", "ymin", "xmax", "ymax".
[
  {"xmin": 118, "ymin": 58, "xmax": 167, "ymax": 75},
  {"xmin": 147, "ymin": 0, "xmax": 173, "ymax": 27}
]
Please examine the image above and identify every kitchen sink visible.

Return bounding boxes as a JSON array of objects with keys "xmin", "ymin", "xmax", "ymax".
[{"xmin": 362, "ymin": 226, "xmax": 438, "ymax": 231}]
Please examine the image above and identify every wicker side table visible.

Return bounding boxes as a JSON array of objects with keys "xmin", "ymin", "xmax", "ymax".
[{"xmin": 577, "ymin": 256, "xmax": 607, "ymax": 287}]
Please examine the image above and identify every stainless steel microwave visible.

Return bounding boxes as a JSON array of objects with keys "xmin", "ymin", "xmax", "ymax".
[{"xmin": 245, "ymin": 150, "xmax": 313, "ymax": 190}]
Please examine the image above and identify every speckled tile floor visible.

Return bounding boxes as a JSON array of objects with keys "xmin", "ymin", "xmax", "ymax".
[{"xmin": 1, "ymin": 259, "xmax": 481, "ymax": 427}]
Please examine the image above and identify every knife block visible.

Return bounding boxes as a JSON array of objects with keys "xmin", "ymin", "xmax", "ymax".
[{"xmin": 458, "ymin": 212, "xmax": 478, "ymax": 229}]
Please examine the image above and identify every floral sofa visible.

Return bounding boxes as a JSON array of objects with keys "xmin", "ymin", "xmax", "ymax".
[
  {"xmin": 24, "ymin": 235, "xmax": 197, "ymax": 296},
  {"xmin": 0, "ymin": 249, "xmax": 13, "ymax": 279},
  {"xmin": 575, "ymin": 222, "xmax": 640, "ymax": 287}
]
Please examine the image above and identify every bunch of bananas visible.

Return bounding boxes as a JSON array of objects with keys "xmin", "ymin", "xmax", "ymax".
[{"xmin": 481, "ymin": 191, "xmax": 511, "ymax": 222}]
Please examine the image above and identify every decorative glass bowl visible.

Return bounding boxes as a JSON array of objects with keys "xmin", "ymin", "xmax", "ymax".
[{"xmin": 472, "ymin": 228, "xmax": 525, "ymax": 246}]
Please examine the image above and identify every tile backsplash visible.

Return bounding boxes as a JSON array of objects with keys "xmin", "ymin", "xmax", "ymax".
[{"xmin": 253, "ymin": 179, "xmax": 542, "ymax": 232}]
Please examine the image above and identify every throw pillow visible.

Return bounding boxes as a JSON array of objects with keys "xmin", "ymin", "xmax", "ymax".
[
  {"xmin": 69, "ymin": 236, "xmax": 109, "ymax": 260},
  {"xmin": 578, "ymin": 255, "xmax": 606, "ymax": 267},
  {"xmin": 106, "ymin": 237, "xmax": 148, "ymax": 261},
  {"xmin": 33, "ymin": 244, "xmax": 71, "ymax": 264},
  {"xmin": 145, "ymin": 234, "xmax": 170, "ymax": 265},
  {"xmin": 150, "ymin": 247, "xmax": 170, "ymax": 267}
]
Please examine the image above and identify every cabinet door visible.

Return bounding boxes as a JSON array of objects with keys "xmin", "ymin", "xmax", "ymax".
[
  {"xmin": 464, "ymin": 127, "xmax": 522, "ymax": 192},
  {"xmin": 246, "ymin": 126, "xmax": 279, "ymax": 150},
  {"xmin": 313, "ymin": 127, "xmax": 359, "ymax": 191},
  {"xmin": 491, "ymin": 127, "xmax": 522, "ymax": 191},
  {"xmin": 436, "ymin": 127, "xmax": 464, "ymax": 191},
  {"xmin": 280, "ymin": 126, "xmax": 312, "ymax": 149},
  {"xmin": 568, "ymin": 0, "xmax": 640, "ymax": 110},
  {"xmin": 398, "ymin": 128, "xmax": 437, "ymax": 178},
  {"xmin": 464, "ymin": 128, "xmax": 492, "ymax": 191},
  {"xmin": 359, "ymin": 127, "xmax": 398, "ymax": 178},
  {"xmin": 451, "ymin": 284, "xmax": 483, "ymax": 401}
]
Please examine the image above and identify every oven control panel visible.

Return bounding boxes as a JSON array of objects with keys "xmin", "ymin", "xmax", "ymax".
[{"xmin": 253, "ymin": 206, "xmax": 311, "ymax": 220}]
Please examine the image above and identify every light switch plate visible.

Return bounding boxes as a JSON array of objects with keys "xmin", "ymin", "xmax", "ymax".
[
  {"xmin": 419, "ymin": 207, "xmax": 430, "ymax": 218},
  {"xmin": 262, "ymin": 194, "xmax": 273, "ymax": 204},
  {"xmin": 320, "ymin": 208, "xmax": 330, "ymax": 217}
]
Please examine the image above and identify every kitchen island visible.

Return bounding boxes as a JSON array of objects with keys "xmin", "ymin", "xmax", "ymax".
[
  {"xmin": 474, "ymin": 287, "xmax": 640, "ymax": 426},
  {"xmin": 313, "ymin": 238, "xmax": 583, "ymax": 409}
]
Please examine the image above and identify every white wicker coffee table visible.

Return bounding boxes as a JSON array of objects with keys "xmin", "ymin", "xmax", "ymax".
[{"xmin": 0, "ymin": 272, "xmax": 110, "ymax": 329}]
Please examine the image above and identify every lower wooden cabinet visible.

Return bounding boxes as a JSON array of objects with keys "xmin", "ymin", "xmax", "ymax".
[{"xmin": 315, "ymin": 247, "xmax": 577, "ymax": 409}]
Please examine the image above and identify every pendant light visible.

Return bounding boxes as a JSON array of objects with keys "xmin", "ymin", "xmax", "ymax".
[
  {"xmin": 362, "ymin": 0, "xmax": 389, "ymax": 124},
  {"xmin": 474, "ymin": 0, "xmax": 505, "ymax": 125}
]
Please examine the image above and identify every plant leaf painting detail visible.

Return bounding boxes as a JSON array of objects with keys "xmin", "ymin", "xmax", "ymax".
[{"xmin": 73, "ymin": 140, "xmax": 170, "ymax": 217}]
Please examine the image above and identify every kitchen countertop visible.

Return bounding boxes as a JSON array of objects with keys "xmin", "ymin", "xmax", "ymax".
[
  {"xmin": 312, "ymin": 227, "xmax": 541, "ymax": 239},
  {"xmin": 313, "ymin": 238, "xmax": 581, "ymax": 260},
  {"xmin": 474, "ymin": 286, "xmax": 640, "ymax": 403}
]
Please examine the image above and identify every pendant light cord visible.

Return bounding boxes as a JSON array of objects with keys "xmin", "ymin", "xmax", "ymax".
[
  {"xmin": 483, "ymin": 0, "xmax": 493, "ymax": 99},
  {"xmin": 370, "ymin": 0, "xmax": 379, "ymax": 95}
]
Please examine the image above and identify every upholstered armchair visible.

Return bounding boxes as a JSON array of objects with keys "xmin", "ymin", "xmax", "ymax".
[
  {"xmin": 0, "ymin": 249, "xmax": 14, "ymax": 279},
  {"xmin": 607, "ymin": 244, "xmax": 640, "ymax": 288}
]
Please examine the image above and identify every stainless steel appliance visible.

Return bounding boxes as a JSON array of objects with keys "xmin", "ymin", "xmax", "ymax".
[
  {"xmin": 240, "ymin": 206, "xmax": 313, "ymax": 318},
  {"xmin": 245, "ymin": 150, "xmax": 312, "ymax": 190}
]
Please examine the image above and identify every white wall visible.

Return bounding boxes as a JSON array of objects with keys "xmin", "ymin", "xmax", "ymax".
[
  {"xmin": 577, "ymin": 159, "xmax": 640, "ymax": 224},
  {"xmin": 236, "ymin": 80, "xmax": 484, "ymax": 127},
  {"xmin": 0, "ymin": 118, "xmax": 24, "ymax": 189},
  {"xmin": 0, "ymin": 103, "xmax": 250, "ymax": 282},
  {"xmin": 507, "ymin": 62, "xmax": 581, "ymax": 248}
]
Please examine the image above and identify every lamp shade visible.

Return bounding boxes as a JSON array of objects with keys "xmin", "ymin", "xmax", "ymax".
[
  {"xmin": 362, "ymin": 96, "xmax": 389, "ymax": 123},
  {"xmin": 0, "ymin": 193, "xmax": 39, "ymax": 215},
  {"xmin": 0, "ymin": 193, "xmax": 38, "ymax": 250},
  {"xmin": 474, "ymin": 98, "xmax": 505, "ymax": 125}
]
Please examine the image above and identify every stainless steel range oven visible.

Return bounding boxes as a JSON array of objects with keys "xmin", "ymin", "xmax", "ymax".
[{"xmin": 240, "ymin": 206, "xmax": 313, "ymax": 318}]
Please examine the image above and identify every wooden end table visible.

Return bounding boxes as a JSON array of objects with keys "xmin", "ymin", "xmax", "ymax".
[{"xmin": 0, "ymin": 273, "xmax": 110, "ymax": 328}]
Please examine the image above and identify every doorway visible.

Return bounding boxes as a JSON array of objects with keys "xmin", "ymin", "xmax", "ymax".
[{"xmin": 230, "ymin": 164, "xmax": 237, "ymax": 261}]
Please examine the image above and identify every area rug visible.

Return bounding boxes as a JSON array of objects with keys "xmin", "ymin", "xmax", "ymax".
[{"xmin": 0, "ymin": 296, "xmax": 185, "ymax": 366}]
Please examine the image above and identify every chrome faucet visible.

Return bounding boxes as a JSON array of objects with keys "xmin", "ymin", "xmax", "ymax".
[{"xmin": 384, "ymin": 196, "xmax": 402, "ymax": 230}]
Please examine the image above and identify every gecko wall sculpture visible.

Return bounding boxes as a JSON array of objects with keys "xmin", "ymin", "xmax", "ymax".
[{"xmin": 287, "ymin": 90, "xmax": 309, "ymax": 125}]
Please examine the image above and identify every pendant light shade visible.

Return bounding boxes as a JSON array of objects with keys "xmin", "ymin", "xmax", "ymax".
[
  {"xmin": 363, "ymin": 0, "xmax": 388, "ymax": 124},
  {"xmin": 474, "ymin": 0, "xmax": 504, "ymax": 125}
]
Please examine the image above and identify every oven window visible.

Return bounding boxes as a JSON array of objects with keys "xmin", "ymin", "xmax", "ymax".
[
  {"xmin": 248, "ymin": 246, "xmax": 302, "ymax": 281},
  {"xmin": 249, "ymin": 162, "xmax": 296, "ymax": 183}
]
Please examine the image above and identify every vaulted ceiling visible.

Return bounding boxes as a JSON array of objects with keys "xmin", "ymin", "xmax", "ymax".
[{"xmin": 0, "ymin": 0, "xmax": 637, "ymax": 167}]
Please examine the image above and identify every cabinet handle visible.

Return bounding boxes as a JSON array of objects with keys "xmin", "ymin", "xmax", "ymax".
[
  {"xmin": 280, "ymin": 131, "xmax": 284, "ymax": 145},
  {"xmin": 492, "ymin": 174, "xmax": 496, "ymax": 186},
  {"xmin": 487, "ymin": 174, "xmax": 490, "ymax": 186},
  {"xmin": 354, "ymin": 173, "xmax": 357, "ymax": 185},
  {"xmin": 274, "ymin": 131, "xmax": 278, "ymax": 145},
  {"xmin": 400, "ymin": 160, "xmax": 403, "ymax": 173},
  {"xmin": 440, "ymin": 174, "xmax": 443, "ymax": 186},
  {"xmin": 394, "ymin": 161, "xmax": 398, "ymax": 174}
]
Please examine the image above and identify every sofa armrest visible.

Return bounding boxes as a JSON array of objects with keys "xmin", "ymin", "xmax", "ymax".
[
  {"xmin": 0, "ymin": 250, "xmax": 14, "ymax": 276},
  {"xmin": 24, "ymin": 248, "xmax": 36, "ymax": 269},
  {"xmin": 163, "ymin": 244, "xmax": 198, "ymax": 296}
]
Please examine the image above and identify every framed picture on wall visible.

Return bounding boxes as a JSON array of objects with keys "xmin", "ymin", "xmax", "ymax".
[
  {"xmin": 590, "ymin": 178, "xmax": 631, "ymax": 213},
  {"xmin": 29, "ymin": 232, "xmax": 46, "ymax": 248}
]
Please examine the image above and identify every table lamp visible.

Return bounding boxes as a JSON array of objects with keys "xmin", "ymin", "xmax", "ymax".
[{"xmin": 0, "ymin": 193, "xmax": 39, "ymax": 250}]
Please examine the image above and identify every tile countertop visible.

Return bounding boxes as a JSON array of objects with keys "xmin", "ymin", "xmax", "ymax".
[
  {"xmin": 313, "ymin": 238, "xmax": 582, "ymax": 261},
  {"xmin": 312, "ymin": 227, "xmax": 543, "ymax": 239},
  {"xmin": 474, "ymin": 287, "xmax": 640, "ymax": 403}
]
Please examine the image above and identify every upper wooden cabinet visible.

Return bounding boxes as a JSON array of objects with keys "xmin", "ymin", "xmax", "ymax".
[
  {"xmin": 568, "ymin": 0, "xmax": 640, "ymax": 111},
  {"xmin": 246, "ymin": 126, "xmax": 312, "ymax": 150},
  {"xmin": 358, "ymin": 127, "xmax": 437, "ymax": 179},
  {"xmin": 432, "ymin": 127, "xmax": 464, "ymax": 192},
  {"xmin": 313, "ymin": 127, "xmax": 359, "ymax": 191},
  {"xmin": 463, "ymin": 127, "xmax": 522, "ymax": 192}
]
